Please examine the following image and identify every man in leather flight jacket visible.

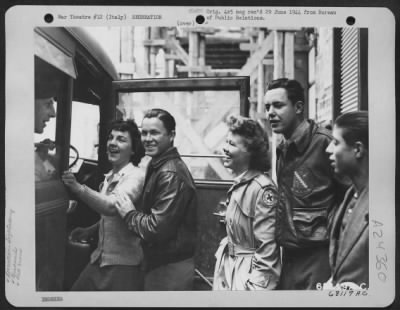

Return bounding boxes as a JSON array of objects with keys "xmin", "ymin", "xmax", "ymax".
[
  {"xmin": 264, "ymin": 78, "xmax": 348, "ymax": 290},
  {"xmin": 116, "ymin": 109, "xmax": 197, "ymax": 291}
]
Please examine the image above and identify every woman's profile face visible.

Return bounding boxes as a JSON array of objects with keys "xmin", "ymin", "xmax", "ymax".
[
  {"xmin": 222, "ymin": 131, "xmax": 251, "ymax": 175},
  {"xmin": 106, "ymin": 129, "xmax": 133, "ymax": 170}
]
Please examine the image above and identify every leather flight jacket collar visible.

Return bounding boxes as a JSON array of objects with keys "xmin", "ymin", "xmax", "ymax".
[
  {"xmin": 148, "ymin": 146, "xmax": 180, "ymax": 169},
  {"xmin": 277, "ymin": 120, "xmax": 315, "ymax": 155}
]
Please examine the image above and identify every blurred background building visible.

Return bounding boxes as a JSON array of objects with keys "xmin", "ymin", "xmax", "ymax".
[{"xmin": 86, "ymin": 26, "xmax": 368, "ymax": 127}]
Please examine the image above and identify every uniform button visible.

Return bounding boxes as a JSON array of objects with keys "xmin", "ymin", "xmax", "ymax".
[{"xmin": 222, "ymin": 281, "xmax": 226, "ymax": 288}]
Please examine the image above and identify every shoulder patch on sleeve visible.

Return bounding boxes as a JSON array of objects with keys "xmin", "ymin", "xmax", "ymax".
[{"xmin": 262, "ymin": 188, "xmax": 278, "ymax": 206}]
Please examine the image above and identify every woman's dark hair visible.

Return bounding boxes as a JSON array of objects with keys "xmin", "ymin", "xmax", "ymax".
[
  {"xmin": 335, "ymin": 111, "xmax": 369, "ymax": 150},
  {"xmin": 226, "ymin": 115, "xmax": 270, "ymax": 172},
  {"xmin": 107, "ymin": 119, "xmax": 145, "ymax": 166},
  {"xmin": 266, "ymin": 78, "xmax": 305, "ymax": 106},
  {"xmin": 143, "ymin": 108, "xmax": 176, "ymax": 133}
]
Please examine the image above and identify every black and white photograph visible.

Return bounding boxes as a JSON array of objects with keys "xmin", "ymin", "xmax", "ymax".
[{"xmin": 4, "ymin": 5, "xmax": 396, "ymax": 307}]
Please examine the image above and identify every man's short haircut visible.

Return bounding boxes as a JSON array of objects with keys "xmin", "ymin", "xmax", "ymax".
[
  {"xmin": 266, "ymin": 78, "xmax": 305, "ymax": 105},
  {"xmin": 107, "ymin": 119, "xmax": 145, "ymax": 166},
  {"xmin": 227, "ymin": 115, "xmax": 270, "ymax": 172},
  {"xmin": 335, "ymin": 111, "xmax": 369, "ymax": 150},
  {"xmin": 143, "ymin": 108, "xmax": 176, "ymax": 133}
]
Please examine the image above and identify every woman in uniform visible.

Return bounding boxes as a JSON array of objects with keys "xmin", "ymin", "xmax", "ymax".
[{"xmin": 213, "ymin": 115, "xmax": 281, "ymax": 290}]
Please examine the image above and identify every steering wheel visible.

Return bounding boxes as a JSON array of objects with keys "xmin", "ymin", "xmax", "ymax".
[{"xmin": 69, "ymin": 144, "xmax": 80, "ymax": 169}]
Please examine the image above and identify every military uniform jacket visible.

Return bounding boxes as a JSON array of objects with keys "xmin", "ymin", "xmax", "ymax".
[
  {"xmin": 276, "ymin": 120, "xmax": 347, "ymax": 249},
  {"xmin": 213, "ymin": 170, "xmax": 281, "ymax": 290},
  {"xmin": 329, "ymin": 185, "xmax": 369, "ymax": 287}
]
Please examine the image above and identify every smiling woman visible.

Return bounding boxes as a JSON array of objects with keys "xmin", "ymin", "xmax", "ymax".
[
  {"xmin": 107, "ymin": 130, "xmax": 132, "ymax": 168},
  {"xmin": 213, "ymin": 115, "xmax": 281, "ymax": 290},
  {"xmin": 61, "ymin": 119, "xmax": 147, "ymax": 291},
  {"xmin": 221, "ymin": 130, "xmax": 251, "ymax": 175}
]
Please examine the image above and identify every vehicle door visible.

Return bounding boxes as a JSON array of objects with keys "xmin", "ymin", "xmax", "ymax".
[
  {"xmin": 34, "ymin": 29, "xmax": 77, "ymax": 291},
  {"xmin": 34, "ymin": 27, "xmax": 117, "ymax": 291}
]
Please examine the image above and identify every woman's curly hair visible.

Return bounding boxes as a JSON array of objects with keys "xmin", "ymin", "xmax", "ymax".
[{"xmin": 226, "ymin": 115, "xmax": 270, "ymax": 172}]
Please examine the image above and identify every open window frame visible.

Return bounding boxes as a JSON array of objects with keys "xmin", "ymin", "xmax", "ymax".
[{"xmin": 111, "ymin": 76, "xmax": 250, "ymax": 185}]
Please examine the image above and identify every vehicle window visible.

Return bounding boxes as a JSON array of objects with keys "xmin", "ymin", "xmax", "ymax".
[
  {"xmin": 117, "ymin": 90, "xmax": 240, "ymax": 181},
  {"xmin": 70, "ymin": 102, "xmax": 100, "ymax": 164}
]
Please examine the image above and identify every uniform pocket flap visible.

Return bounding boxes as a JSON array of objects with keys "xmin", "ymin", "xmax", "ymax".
[{"xmin": 292, "ymin": 207, "xmax": 328, "ymax": 239}]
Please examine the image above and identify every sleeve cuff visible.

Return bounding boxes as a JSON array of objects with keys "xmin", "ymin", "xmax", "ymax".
[{"xmin": 123, "ymin": 209, "xmax": 136, "ymax": 222}]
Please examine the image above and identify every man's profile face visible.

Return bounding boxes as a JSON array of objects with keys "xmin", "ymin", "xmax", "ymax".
[
  {"xmin": 264, "ymin": 87, "xmax": 301, "ymax": 138},
  {"xmin": 34, "ymin": 97, "xmax": 56, "ymax": 134},
  {"xmin": 326, "ymin": 125, "xmax": 357, "ymax": 175},
  {"xmin": 141, "ymin": 117, "xmax": 174, "ymax": 158}
]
